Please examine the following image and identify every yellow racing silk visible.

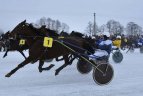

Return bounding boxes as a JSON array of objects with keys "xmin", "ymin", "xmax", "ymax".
[{"xmin": 112, "ymin": 39, "xmax": 121, "ymax": 48}]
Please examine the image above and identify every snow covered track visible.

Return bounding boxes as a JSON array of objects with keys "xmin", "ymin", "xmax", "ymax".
[{"xmin": 0, "ymin": 49, "xmax": 143, "ymax": 96}]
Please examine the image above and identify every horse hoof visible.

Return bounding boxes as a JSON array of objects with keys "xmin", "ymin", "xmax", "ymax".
[
  {"xmin": 55, "ymin": 71, "xmax": 59, "ymax": 76},
  {"xmin": 45, "ymin": 64, "xmax": 55, "ymax": 70},
  {"xmin": 39, "ymin": 70, "xmax": 43, "ymax": 73},
  {"xmin": 5, "ymin": 74, "xmax": 11, "ymax": 77},
  {"xmin": 49, "ymin": 64, "xmax": 55, "ymax": 68}
]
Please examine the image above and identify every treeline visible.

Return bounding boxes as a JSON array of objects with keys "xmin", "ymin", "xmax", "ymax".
[
  {"xmin": 85, "ymin": 19, "xmax": 143, "ymax": 36},
  {"xmin": 0, "ymin": 17, "xmax": 69, "ymax": 34},
  {"xmin": 0, "ymin": 17, "xmax": 142, "ymax": 36},
  {"xmin": 33, "ymin": 17, "xmax": 69, "ymax": 33}
]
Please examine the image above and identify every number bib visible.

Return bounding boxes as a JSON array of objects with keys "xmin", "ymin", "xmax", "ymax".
[
  {"xmin": 43, "ymin": 37, "xmax": 53, "ymax": 47},
  {"xmin": 19, "ymin": 39, "xmax": 25, "ymax": 45}
]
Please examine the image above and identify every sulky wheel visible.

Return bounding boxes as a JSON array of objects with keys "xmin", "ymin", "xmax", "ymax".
[
  {"xmin": 92, "ymin": 63, "xmax": 114, "ymax": 85},
  {"xmin": 140, "ymin": 46, "xmax": 143, "ymax": 53},
  {"xmin": 112, "ymin": 51, "xmax": 123, "ymax": 63},
  {"xmin": 77, "ymin": 59, "xmax": 93, "ymax": 74}
]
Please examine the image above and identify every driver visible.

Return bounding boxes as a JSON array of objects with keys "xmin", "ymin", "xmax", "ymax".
[{"xmin": 89, "ymin": 32, "xmax": 112, "ymax": 60}]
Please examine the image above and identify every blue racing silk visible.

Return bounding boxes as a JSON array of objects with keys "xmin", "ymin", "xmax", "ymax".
[{"xmin": 98, "ymin": 40, "xmax": 112, "ymax": 54}]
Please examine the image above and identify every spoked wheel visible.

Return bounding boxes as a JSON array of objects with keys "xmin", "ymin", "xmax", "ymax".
[
  {"xmin": 77, "ymin": 59, "xmax": 93, "ymax": 74},
  {"xmin": 112, "ymin": 51, "xmax": 123, "ymax": 63},
  {"xmin": 140, "ymin": 46, "xmax": 143, "ymax": 53},
  {"xmin": 93, "ymin": 63, "xmax": 114, "ymax": 85}
]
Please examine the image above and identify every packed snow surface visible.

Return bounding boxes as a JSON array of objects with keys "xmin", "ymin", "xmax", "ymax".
[{"xmin": 0, "ymin": 49, "xmax": 143, "ymax": 96}]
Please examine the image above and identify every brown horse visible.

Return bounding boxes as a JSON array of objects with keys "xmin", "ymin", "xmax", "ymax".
[{"xmin": 5, "ymin": 20, "xmax": 95, "ymax": 77}]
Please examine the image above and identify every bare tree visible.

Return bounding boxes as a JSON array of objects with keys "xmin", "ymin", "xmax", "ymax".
[
  {"xmin": 38, "ymin": 17, "xmax": 47, "ymax": 26},
  {"xmin": 106, "ymin": 19, "xmax": 124, "ymax": 35},
  {"xmin": 126, "ymin": 22, "xmax": 142, "ymax": 36},
  {"xmin": 61, "ymin": 23, "xmax": 69, "ymax": 32},
  {"xmin": 85, "ymin": 21, "xmax": 93, "ymax": 36},
  {"xmin": 98, "ymin": 24, "xmax": 107, "ymax": 33},
  {"xmin": 46, "ymin": 18, "xmax": 52, "ymax": 29},
  {"xmin": 36, "ymin": 17, "xmax": 69, "ymax": 33},
  {"xmin": 54, "ymin": 20, "xmax": 61, "ymax": 33}
]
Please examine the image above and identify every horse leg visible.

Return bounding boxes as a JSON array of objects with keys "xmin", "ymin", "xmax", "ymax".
[
  {"xmin": 55, "ymin": 55, "xmax": 70, "ymax": 75},
  {"xmin": 55, "ymin": 62, "xmax": 69, "ymax": 76},
  {"xmin": 5, "ymin": 56, "xmax": 33, "ymax": 77},
  {"xmin": 18, "ymin": 50, "xmax": 27, "ymax": 59},
  {"xmin": 68, "ymin": 55, "xmax": 76, "ymax": 65},
  {"xmin": 38, "ymin": 60, "xmax": 55, "ymax": 73},
  {"xmin": 126, "ymin": 46, "xmax": 131, "ymax": 53},
  {"xmin": 56, "ymin": 56, "xmax": 64, "ymax": 61},
  {"xmin": 3, "ymin": 50, "xmax": 9, "ymax": 58}
]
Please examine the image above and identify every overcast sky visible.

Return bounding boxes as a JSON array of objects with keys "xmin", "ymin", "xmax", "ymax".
[{"xmin": 0, "ymin": 0, "xmax": 143, "ymax": 33}]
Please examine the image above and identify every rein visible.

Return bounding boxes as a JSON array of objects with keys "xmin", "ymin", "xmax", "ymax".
[
  {"xmin": 54, "ymin": 39, "xmax": 104, "ymax": 74},
  {"xmin": 61, "ymin": 40, "xmax": 92, "ymax": 54}
]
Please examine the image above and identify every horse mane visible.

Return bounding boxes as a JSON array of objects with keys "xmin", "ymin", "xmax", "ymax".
[
  {"xmin": 60, "ymin": 31, "xmax": 69, "ymax": 36},
  {"xmin": 70, "ymin": 31, "xmax": 84, "ymax": 37},
  {"xmin": 29, "ymin": 23, "xmax": 41, "ymax": 32},
  {"xmin": 46, "ymin": 28, "xmax": 59, "ymax": 37},
  {"xmin": 28, "ymin": 24, "xmax": 47, "ymax": 36}
]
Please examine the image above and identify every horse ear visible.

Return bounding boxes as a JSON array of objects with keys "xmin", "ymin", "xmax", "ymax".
[{"xmin": 23, "ymin": 20, "xmax": 26, "ymax": 23}]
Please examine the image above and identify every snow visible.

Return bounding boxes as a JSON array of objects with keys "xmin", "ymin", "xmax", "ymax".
[{"xmin": 0, "ymin": 49, "xmax": 143, "ymax": 96}]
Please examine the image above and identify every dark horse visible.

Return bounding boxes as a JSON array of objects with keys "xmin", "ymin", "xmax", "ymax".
[
  {"xmin": 0, "ymin": 31, "xmax": 28, "ymax": 59},
  {"xmin": 5, "ymin": 20, "xmax": 95, "ymax": 77}
]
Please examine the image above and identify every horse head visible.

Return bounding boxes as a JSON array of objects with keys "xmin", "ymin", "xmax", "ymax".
[
  {"xmin": 9, "ymin": 20, "xmax": 43, "ymax": 39},
  {"xmin": 9, "ymin": 20, "xmax": 29, "ymax": 39},
  {"xmin": 9, "ymin": 20, "xmax": 60, "ymax": 40},
  {"xmin": 70, "ymin": 31, "xmax": 84, "ymax": 37},
  {"xmin": 69, "ymin": 31, "xmax": 95, "ymax": 55},
  {"xmin": 0, "ymin": 31, "xmax": 10, "ymax": 40},
  {"xmin": 83, "ymin": 37, "xmax": 96, "ymax": 55}
]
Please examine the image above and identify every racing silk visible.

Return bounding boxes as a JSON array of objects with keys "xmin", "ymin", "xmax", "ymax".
[
  {"xmin": 138, "ymin": 38, "xmax": 143, "ymax": 45},
  {"xmin": 96, "ymin": 38, "xmax": 104, "ymax": 45},
  {"xmin": 112, "ymin": 39, "xmax": 121, "ymax": 48},
  {"xmin": 98, "ymin": 40, "xmax": 112, "ymax": 54},
  {"xmin": 95, "ymin": 38, "xmax": 104, "ymax": 47},
  {"xmin": 89, "ymin": 49, "xmax": 108, "ymax": 57}
]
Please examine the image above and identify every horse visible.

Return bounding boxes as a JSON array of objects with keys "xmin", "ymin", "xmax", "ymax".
[
  {"xmin": 29, "ymin": 23, "xmax": 77, "ymax": 73},
  {"xmin": 0, "ymin": 41, "xmax": 5, "ymax": 51},
  {"xmin": 126, "ymin": 36, "xmax": 136, "ymax": 53},
  {"xmin": 0, "ymin": 31, "xmax": 28, "ymax": 59},
  {"xmin": 5, "ymin": 20, "xmax": 95, "ymax": 77},
  {"xmin": 30, "ymin": 24, "xmax": 95, "ymax": 74}
]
